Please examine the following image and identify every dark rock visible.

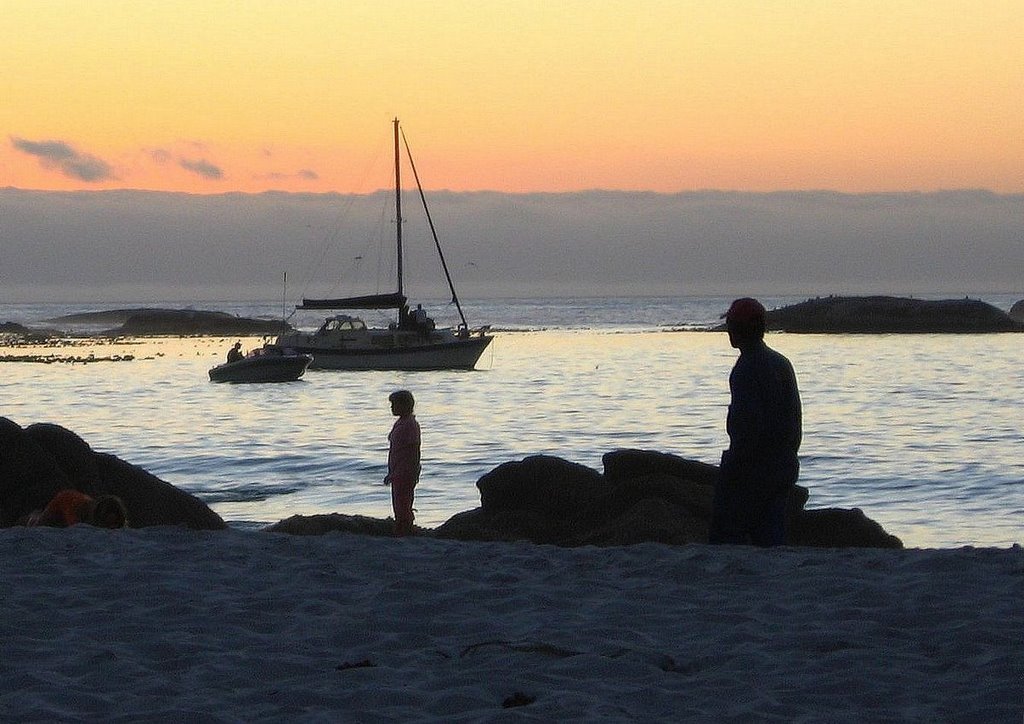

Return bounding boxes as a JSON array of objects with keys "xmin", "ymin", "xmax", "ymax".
[
  {"xmin": 0, "ymin": 417, "xmax": 71, "ymax": 525},
  {"xmin": 0, "ymin": 321, "xmax": 60, "ymax": 339},
  {"xmin": 788, "ymin": 508, "xmax": 903, "ymax": 548},
  {"xmin": 46, "ymin": 308, "xmax": 169, "ymax": 325},
  {"xmin": 431, "ymin": 508, "xmax": 487, "ymax": 540},
  {"xmin": 443, "ymin": 455, "xmax": 721, "ymax": 546},
  {"xmin": 578, "ymin": 473, "xmax": 715, "ymax": 527},
  {"xmin": 1010, "ymin": 299, "xmax": 1024, "ymax": 325},
  {"xmin": 571, "ymin": 498, "xmax": 708, "ymax": 546},
  {"xmin": 714, "ymin": 295, "xmax": 1023, "ymax": 333},
  {"xmin": 429, "ymin": 450, "xmax": 895, "ymax": 548},
  {"xmin": 602, "ymin": 449, "xmax": 719, "ymax": 486},
  {"xmin": 434, "ymin": 507, "xmax": 563, "ymax": 544},
  {"xmin": 24, "ymin": 423, "xmax": 101, "ymax": 496},
  {"xmin": 101, "ymin": 309, "xmax": 291, "ymax": 337},
  {"xmin": 92, "ymin": 453, "xmax": 226, "ymax": 530},
  {"xmin": 787, "ymin": 484, "xmax": 811, "ymax": 516},
  {"xmin": 1, "ymin": 321, "xmax": 33, "ymax": 335},
  {"xmin": 476, "ymin": 455, "xmax": 609, "ymax": 518},
  {"xmin": 502, "ymin": 692, "xmax": 536, "ymax": 708},
  {"xmin": 265, "ymin": 513, "xmax": 403, "ymax": 537},
  {"xmin": 1, "ymin": 416, "xmax": 224, "ymax": 529}
]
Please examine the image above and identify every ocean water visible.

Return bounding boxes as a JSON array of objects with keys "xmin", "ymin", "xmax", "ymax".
[{"xmin": 1, "ymin": 294, "xmax": 1021, "ymax": 548}]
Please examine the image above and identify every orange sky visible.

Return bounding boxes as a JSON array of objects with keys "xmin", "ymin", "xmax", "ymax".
[{"xmin": 2, "ymin": 0, "xmax": 1021, "ymax": 194}]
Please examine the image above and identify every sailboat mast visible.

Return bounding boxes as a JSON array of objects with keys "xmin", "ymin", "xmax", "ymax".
[{"xmin": 393, "ymin": 118, "xmax": 403, "ymax": 299}]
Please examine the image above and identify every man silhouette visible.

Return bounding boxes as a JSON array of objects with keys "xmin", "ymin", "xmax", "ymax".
[{"xmin": 710, "ymin": 298, "xmax": 802, "ymax": 546}]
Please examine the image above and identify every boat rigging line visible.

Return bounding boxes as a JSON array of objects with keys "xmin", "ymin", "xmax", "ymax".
[{"xmin": 399, "ymin": 125, "xmax": 470, "ymax": 330}]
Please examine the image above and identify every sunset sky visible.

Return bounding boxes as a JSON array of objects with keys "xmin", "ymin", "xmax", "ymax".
[{"xmin": 3, "ymin": 0, "xmax": 1021, "ymax": 194}]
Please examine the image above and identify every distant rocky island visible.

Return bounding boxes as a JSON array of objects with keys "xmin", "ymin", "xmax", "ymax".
[
  {"xmin": 5, "ymin": 297, "xmax": 1023, "ymax": 339},
  {"xmin": 43, "ymin": 308, "xmax": 292, "ymax": 337},
  {"xmin": 743, "ymin": 296, "xmax": 1023, "ymax": 334},
  {"xmin": 1, "ymin": 321, "xmax": 41, "ymax": 337}
]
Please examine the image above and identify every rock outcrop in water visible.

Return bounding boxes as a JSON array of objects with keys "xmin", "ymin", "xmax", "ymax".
[
  {"xmin": 1010, "ymin": 299, "xmax": 1024, "ymax": 325},
  {"xmin": 1, "ymin": 321, "xmax": 35, "ymax": 336},
  {"xmin": 1, "ymin": 321, "xmax": 62, "ymax": 340},
  {"xmin": 0, "ymin": 418, "xmax": 225, "ymax": 529},
  {"xmin": 105, "ymin": 309, "xmax": 291, "ymax": 336},
  {"xmin": 0, "ymin": 416, "xmax": 900, "ymax": 546},
  {"xmin": 272, "ymin": 449, "xmax": 903, "ymax": 549},
  {"xmin": 42, "ymin": 308, "xmax": 292, "ymax": 337},
  {"xmin": 748, "ymin": 295, "xmax": 1023, "ymax": 333}
]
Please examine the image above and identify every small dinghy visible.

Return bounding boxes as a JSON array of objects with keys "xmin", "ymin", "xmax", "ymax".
[{"xmin": 209, "ymin": 346, "xmax": 312, "ymax": 383}]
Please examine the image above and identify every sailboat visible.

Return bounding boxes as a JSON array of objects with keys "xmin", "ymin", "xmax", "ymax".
[{"xmin": 274, "ymin": 119, "xmax": 493, "ymax": 370}]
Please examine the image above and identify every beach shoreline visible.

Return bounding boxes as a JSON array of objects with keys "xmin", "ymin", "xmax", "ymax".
[{"xmin": 2, "ymin": 527, "xmax": 1020, "ymax": 721}]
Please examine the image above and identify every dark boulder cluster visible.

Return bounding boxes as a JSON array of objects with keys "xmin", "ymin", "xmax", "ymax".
[
  {"xmin": 277, "ymin": 450, "xmax": 902, "ymax": 549},
  {"xmin": 1, "ymin": 416, "xmax": 901, "ymax": 548},
  {"xmin": 432, "ymin": 450, "xmax": 902, "ymax": 548},
  {"xmin": 435, "ymin": 452, "xmax": 716, "ymax": 546},
  {"xmin": 0, "ymin": 417, "xmax": 225, "ymax": 530},
  {"xmin": 728, "ymin": 295, "xmax": 1023, "ymax": 334}
]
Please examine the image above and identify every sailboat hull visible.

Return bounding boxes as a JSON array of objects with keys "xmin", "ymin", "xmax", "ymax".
[{"xmin": 277, "ymin": 328, "xmax": 493, "ymax": 371}]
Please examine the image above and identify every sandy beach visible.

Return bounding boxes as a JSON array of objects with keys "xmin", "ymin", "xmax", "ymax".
[{"xmin": 2, "ymin": 527, "xmax": 1020, "ymax": 722}]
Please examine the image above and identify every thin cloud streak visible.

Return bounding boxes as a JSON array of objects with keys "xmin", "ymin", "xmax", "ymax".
[
  {"xmin": 179, "ymin": 158, "xmax": 224, "ymax": 180},
  {"xmin": 10, "ymin": 137, "xmax": 115, "ymax": 182},
  {"xmin": 259, "ymin": 169, "xmax": 320, "ymax": 182}
]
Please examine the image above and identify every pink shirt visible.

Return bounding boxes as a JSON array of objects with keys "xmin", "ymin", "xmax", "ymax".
[{"xmin": 388, "ymin": 415, "xmax": 421, "ymax": 485}]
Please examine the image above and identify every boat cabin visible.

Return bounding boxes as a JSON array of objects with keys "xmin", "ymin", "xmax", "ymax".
[{"xmin": 317, "ymin": 315, "xmax": 368, "ymax": 334}]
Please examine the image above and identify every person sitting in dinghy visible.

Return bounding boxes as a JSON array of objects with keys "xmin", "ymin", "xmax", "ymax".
[{"xmin": 226, "ymin": 342, "xmax": 243, "ymax": 363}]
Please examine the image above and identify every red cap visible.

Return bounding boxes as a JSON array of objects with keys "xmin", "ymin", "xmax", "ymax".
[{"xmin": 725, "ymin": 297, "xmax": 766, "ymax": 325}]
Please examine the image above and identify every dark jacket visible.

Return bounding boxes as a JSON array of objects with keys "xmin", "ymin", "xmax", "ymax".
[{"xmin": 721, "ymin": 340, "xmax": 802, "ymax": 493}]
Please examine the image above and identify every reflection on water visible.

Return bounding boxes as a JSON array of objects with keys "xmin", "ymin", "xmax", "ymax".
[{"xmin": 1, "ymin": 330, "xmax": 1021, "ymax": 547}]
